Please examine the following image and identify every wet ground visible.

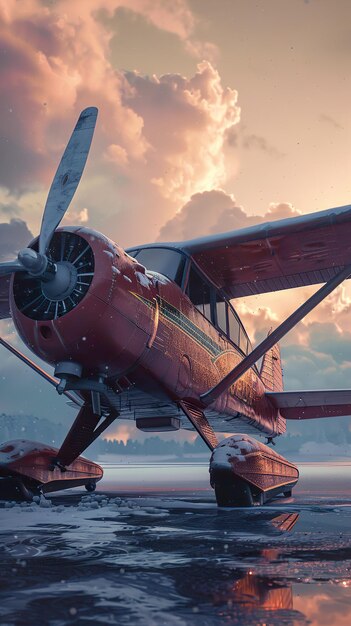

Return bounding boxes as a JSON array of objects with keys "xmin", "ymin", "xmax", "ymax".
[{"xmin": 1, "ymin": 462, "xmax": 351, "ymax": 625}]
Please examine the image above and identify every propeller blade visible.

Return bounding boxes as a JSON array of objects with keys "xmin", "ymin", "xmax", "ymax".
[
  {"xmin": 39, "ymin": 106, "xmax": 98, "ymax": 255},
  {"xmin": 0, "ymin": 261, "xmax": 24, "ymax": 276}
]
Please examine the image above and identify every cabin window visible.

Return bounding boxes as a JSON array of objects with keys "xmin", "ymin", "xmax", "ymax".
[
  {"xmin": 131, "ymin": 248, "xmax": 186, "ymax": 286},
  {"xmin": 216, "ymin": 297, "xmax": 227, "ymax": 334},
  {"xmin": 228, "ymin": 305, "xmax": 240, "ymax": 345},
  {"xmin": 239, "ymin": 326, "xmax": 248, "ymax": 354},
  {"xmin": 186, "ymin": 266, "xmax": 212, "ymax": 320}
]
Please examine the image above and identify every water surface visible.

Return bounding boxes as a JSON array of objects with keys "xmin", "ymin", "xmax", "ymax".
[{"xmin": 0, "ymin": 462, "xmax": 350, "ymax": 625}]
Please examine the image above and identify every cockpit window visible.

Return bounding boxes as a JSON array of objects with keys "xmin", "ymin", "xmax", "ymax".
[{"xmin": 131, "ymin": 248, "xmax": 186, "ymax": 286}]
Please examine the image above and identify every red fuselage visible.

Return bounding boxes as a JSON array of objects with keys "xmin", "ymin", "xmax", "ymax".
[{"xmin": 10, "ymin": 227, "xmax": 284, "ymax": 437}]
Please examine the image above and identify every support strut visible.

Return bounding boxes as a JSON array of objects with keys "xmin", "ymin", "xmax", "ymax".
[
  {"xmin": 179, "ymin": 400, "xmax": 218, "ymax": 450},
  {"xmin": 0, "ymin": 335, "xmax": 82, "ymax": 407},
  {"xmin": 53, "ymin": 404, "xmax": 119, "ymax": 468},
  {"xmin": 201, "ymin": 262, "xmax": 351, "ymax": 406}
]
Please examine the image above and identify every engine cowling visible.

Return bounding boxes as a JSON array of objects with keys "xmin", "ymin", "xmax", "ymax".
[{"xmin": 10, "ymin": 227, "xmax": 155, "ymax": 378}]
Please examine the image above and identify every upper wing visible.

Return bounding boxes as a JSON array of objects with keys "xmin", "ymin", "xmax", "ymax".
[
  {"xmin": 177, "ymin": 204, "xmax": 351, "ymax": 298},
  {"xmin": 266, "ymin": 389, "xmax": 351, "ymax": 420},
  {"xmin": 0, "ymin": 275, "xmax": 11, "ymax": 319}
]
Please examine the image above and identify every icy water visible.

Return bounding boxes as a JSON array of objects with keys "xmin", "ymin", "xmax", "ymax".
[{"xmin": 1, "ymin": 463, "xmax": 351, "ymax": 626}]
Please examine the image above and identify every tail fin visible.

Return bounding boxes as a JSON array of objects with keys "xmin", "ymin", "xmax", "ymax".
[{"xmin": 260, "ymin": 337, "xmax": 283, "ymax": 392}]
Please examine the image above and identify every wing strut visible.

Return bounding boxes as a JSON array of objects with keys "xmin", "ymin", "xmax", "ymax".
[
  {"xmin": 201, "ymin": 261, "xmax": 351, "ymax": 406},
  {"xmin": 0, "ymin": 335, "xmax": 82, "ymax": 407},
  {"xmin": 52, "ymin": 404, "xmax": 119, "ymax": 469}
]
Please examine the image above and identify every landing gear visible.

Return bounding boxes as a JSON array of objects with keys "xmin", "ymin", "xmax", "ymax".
[
  {"xmin": 85, "ymin": 481, "xmax": 97, "ymax": 492},
  {"xmin": 283, "ymin": 489, "xmax": 292, "ymax": 498}
]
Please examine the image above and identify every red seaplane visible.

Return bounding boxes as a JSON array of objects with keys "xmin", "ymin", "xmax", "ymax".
[{"xmin": 1, "ymin": 107, "xmax": 351, "ymax": 505}]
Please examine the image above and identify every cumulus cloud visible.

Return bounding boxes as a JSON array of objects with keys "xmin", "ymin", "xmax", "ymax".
[
  {"xmin": 158, "ymin": 189, "xmax": 299, "ymax": 241},
  {"xmin": 0, "ymin": 1, "xmax": 236, "ymax": 245},
  {"xmin": 117, "ymin": 62, "xmax": 240, "ymax": 203},
  {"xmin": 99, "ymin": 60, "xmax": 240, "ymax": 245},
  {"xmin": 235, "ymin": 301, "xmax": 278, "ymax": 346},
  {"xmin": 63, "ymin": 206, "xmax": 89, "ymax": 224},
  {"xmin": 0, "ymin": 200, "xmax": 21, "ymax": 217},
  {"xmin": 0, "ymin": 218, "xmax": 33, "ymax": 261},
  {"xmin": 282, "ymin": 342, "xmax": 351, "ymax": 391},
  {"xmin": 0, "ymin": 0, "xmax": 155, "ymax": 189}
]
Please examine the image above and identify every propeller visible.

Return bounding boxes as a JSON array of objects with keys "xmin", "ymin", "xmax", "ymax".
[{"xmin": 0, "ymin": 107, "xmax": 98, "ymax": 288}]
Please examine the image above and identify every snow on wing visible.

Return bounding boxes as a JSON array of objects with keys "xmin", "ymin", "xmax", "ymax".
[{"xmin": 177, "ymin": 203, "xmax": 351, "ymax": 298}]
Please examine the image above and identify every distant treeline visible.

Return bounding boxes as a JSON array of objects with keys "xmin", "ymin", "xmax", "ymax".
[
  {"xmin": 1, "ymin": 412, "xmax": 351, "ymax": 458},
  {"xmin": 0, "ymin": 413, "xmax": 205, "ymax": 457}
]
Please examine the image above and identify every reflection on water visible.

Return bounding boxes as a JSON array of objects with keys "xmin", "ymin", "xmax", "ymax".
[
  {"xmin": 231, "ymin": 571, "xmax": 293, "ymax": 610},
  {"xmin": 174, "ymin": 515, "xmax": 301, "ymax": 624},
  {"xmin": 0, "ymin": 464, "xmax": 351, "ymax": 625}
]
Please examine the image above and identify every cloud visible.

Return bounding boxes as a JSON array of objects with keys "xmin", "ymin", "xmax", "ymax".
[
  {"xmin": 282, "ymin": 343, "xmax": 351, "ymax": 390},
  {"xmin": 63, "ymin": 206, "xmax": 89, "ymax": 224},
  {"xmin": 0, "ymin": 200, "xmax": 21, "ymax": 217},
  {"xmin": 158, "ymin": 189, "xmax": 299, "ymax": 241},
  {"xmin": 119, "ymin": 62, "xmax": 240, "ymax": 203},
  {"xmin": 241, "ymin": 133, "xmax": 285, "ymax": 158},
  {"xmin": 235, "ymin": 301, "xmax": 279, "ymax": 346},
  {"xmin": 0, "ymin": 218, "xmax": 33, "ymax": 261},
  {"xmin": 102, "ymin": 62, "xmax": 240, "ymax": 244},
  {"xmin": 119, "ymin": 0, "xmax": 195, "ymax": 40},
  {"xmin": 0, "ymin": 2, "xmax": 235, "ymax": 245},
  {"xmin": 226, "ymin": 125, "xmax": 285, "ymax": 158}
]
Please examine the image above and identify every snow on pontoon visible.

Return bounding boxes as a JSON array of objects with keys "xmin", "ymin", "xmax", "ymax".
[
  {"xmin": 0, "ymin": 440, "xmax": 103, "ymax": 500},
  {"xmin": 210, "ymin": 434, "xmax": 299, "ymax": 506}
]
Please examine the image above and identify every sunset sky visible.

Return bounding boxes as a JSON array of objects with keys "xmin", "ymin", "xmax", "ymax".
[{"xmin": 1, "ymin": 0, "xmax": 351, "ymax": 440}]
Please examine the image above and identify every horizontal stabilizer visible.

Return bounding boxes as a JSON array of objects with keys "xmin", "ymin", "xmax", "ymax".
[{"xmin": 266, "ymin": 389, "xmax": 351, "ymax": 419}]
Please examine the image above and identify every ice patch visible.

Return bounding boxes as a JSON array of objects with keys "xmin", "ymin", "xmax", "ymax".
[{"xmin": 39, "ymin": 496, "xmax": 52, "ymax": 508}]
